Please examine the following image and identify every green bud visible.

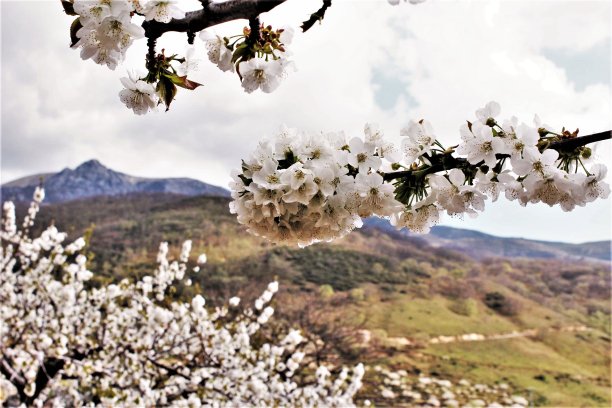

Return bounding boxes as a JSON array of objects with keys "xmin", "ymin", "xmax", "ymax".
[
  {"xmin": 538, "ymin": 127, "xmax": 549, "ymax": 137},
  {"xmin": 485, "ymin": 118, "xmax": 496, "ymax": 127},
  {"xmin": 581, "ymin": 147, "xmax": 592, "ymax": 159},
  {"xmin": 391, "ymin": 163, "xmax": 401, "ymax": 171}
]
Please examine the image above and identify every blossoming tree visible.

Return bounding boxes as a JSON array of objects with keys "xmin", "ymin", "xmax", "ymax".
[{"xmin": 0, "ymin": 189, "xmax": 364, "ymax": 406}]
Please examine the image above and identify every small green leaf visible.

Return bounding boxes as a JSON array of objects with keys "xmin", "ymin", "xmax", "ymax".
[
  {"xmin": 164, "ymin": 73, "xmax": 202, "ymax": 90},
  {"xmin": 156, "ymin": 76, "xmax": 177, "ymax": 111},
  {"xmin": 231, "ymin": 43, "xmax": 252, "ymax": 64},
  {"xmin": 61, "ymin": 0, "xmax": 77, "ymax": 16},
  {"xmin": 69, "ymin": 17, "xmax": 82, "ymax": 47}
]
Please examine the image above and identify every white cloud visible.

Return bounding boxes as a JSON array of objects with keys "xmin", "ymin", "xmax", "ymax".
[{"xmin": 1, "ymin": 0, "xmax": 610, "ymax": 242}]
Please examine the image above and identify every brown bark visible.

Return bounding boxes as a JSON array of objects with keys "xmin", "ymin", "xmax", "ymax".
[{"xmin": 142, "ymin": 0, "xmax": 288, "ymax": 40}]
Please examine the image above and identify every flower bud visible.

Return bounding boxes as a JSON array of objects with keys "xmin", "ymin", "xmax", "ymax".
[{"xmin": 581, "ymin": 147, "xmax": 592, "ymax": 159}]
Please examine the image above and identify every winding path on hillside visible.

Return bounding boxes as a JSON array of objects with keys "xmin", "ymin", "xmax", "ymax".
[
  {"xmin": 427, "ymin": 325, "xmax": 589, "ymax": 345},
  {"xmin": 358, "ymin": 325, "xmax": 591, "ymax": 347}
]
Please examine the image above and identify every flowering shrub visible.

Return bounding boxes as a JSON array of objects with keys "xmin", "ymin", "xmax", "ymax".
[
  {"xmin": 230, "ymin": 102, "xmax": 610, "ymax": 246},
  {"xmin": 0, "ymin": 189, "xmax": 364, "ymax": 406}
]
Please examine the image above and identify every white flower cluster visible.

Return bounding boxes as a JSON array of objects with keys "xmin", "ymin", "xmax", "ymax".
[
  {"xmin": 0, "ymin": 190, "xmax": 364, "ymax": 406},
  {"xmin": 69, "ymin": 1, "xmax": 296, "ymax": 114},
  {"xmin": 451, "ymin": 102, "xmax": 609, "ymax": 211},
  {"xmin": 392, "ymin": 102, "xmax": 609, "ymax": 232},
  {"xmin": 200, "ymin": 27, "xmax": 295, "ymax": 94},
  {"xmin": 233, "ymin": 102, "xmax": 609, "ymax": 245},
  {"xmin": 230, "ymin": 125, "xmax": 403, "ymax": 246},
  {"xmin": 72, "ymin": 0, "xmax": 184, "ymax": 70},
  {"xmin": 117, "ymin": 46, "xmax": 203, "ymax": 115}
]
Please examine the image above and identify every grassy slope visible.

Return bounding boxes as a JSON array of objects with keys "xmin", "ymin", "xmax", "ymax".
[
  {"xmin": 356, "ymin": 288, "xmax": 610, "ymax": 406},
  {"xmin": 24, "ymin": 193, "xmax": 611, "ymax": 406}
]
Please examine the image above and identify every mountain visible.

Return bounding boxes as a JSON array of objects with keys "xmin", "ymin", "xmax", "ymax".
[
  {"xmin": 1, "ymin": 159, "xmax": 229, "ymax": 203},
  {"xmin": 363, "ymin": 217, "xmax": 610, "ymax": 262}
]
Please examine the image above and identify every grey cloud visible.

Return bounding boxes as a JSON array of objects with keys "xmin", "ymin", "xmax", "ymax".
[{"xmin": 543, "ymin": 38, "xmax": 611, "ymax": 91}]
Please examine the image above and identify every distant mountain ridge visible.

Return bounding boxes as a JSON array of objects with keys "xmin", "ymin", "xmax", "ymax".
[
  {"xmin": 1, "ymin": 159, "xmax": 229, "ymax": 203},
  {"xmin": 363, "ymin": 218, "xmax": 611, "ymax": 262}
]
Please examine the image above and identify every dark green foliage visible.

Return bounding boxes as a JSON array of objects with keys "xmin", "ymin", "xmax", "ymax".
[{"xmin": 483, "ymin": 291, "xmax": 520, "ymax": 316}]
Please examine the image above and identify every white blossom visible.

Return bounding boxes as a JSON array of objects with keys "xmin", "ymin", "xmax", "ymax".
[
  {"xmin": 199, "ymin": 31, "xmax": 234, "ymax": 72},
  {"xmin": 512, "ymin": 149, "xmax": 559, "ymax": 178},
  {"xmin": 240, "ymin": 58, "xmax": 294, "ymax": 94},
  {"xmin": 456, "ymin": 124, "xmax": 509, "ymax": 168},
  {"xmin": 475, "ymin": 101, "xmax": 501, "ymax": 125},
  {"xmin": 401, "ymin": 120, "xmax": 436, "ymax": 164},
  {"xmin": 118, "ymin": 73, "xmax": 158, "ymax": 115},
  {"xmin": 583, "ymin": 164, "xmax": 610, "ymax": 202},
  {"xmin": 177, "ymin": 46, "xmax": 201, "ymax": 76},
  {"xmin": 142, "ymin": 0, "xmax": 185, "ymax": 23}
]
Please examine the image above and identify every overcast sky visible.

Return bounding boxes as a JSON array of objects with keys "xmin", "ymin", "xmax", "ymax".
[{"xmin": 1, "ymin": 0, "xmax": 611, "ymax": 243}]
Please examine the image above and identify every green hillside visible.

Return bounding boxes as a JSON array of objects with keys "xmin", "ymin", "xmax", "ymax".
[{"xmin": 22, "ymin": 193, "xmax": 611, "ymax": 406}]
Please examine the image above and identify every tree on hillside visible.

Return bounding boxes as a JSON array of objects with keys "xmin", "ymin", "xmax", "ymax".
[{"xmin": 0, "ymin": 189, "xmax": 365, "ymax": 406}]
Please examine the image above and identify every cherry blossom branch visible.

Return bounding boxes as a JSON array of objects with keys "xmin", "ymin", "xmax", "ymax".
[
  {"xmin": 230, "ymin": 103, "xmax": 611, "ymax": 245},
  {"xmin": 146, "ymin": 357, "xmax": 191, "ymax": 381},
  {"xmin": 0, "ymin": 356, "xmax": 25, "ymax": 387},
  {"xmin": 382, "ymin": 130, "xmax": 611, "ymax": 182},
  {"xmin": 142, "ymin": 0, "xmax": 289, "ymax": 40}
]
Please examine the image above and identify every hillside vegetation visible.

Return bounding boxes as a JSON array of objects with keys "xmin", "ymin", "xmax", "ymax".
[{"xmin": 20, "ymin": 193, "xmax": 611, "ymax": 406}]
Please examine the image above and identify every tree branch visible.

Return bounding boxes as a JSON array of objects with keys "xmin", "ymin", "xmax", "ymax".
[
  {"xmin": 301, "ymin": 0, "xmax": 332, "ymax": 32},
  {"xmin": 548, "ymin": 130, "xmax": 611, "ymax": 151},
  {"xmin": 383, "ymin": 130, "xmax": 611, "ymax": 182},
  {"xmin": 27, "ymin": 358, "xmax": 65, "ymax": 404},
  {"xmin": 0, "ymin": 356, "xmax": 25, "ymax": 389},
  {"xmin": 142, "ymin": 0, "xmax": 288, "ymax": 40}
]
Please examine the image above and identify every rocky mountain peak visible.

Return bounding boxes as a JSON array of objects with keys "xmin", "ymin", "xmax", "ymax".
[
  {"xmin": 74, "ymin": 159, "xmax": 107, "ymax": 172},
  {"xmin": 1, "ymin": 160, "xmax": 229, "ymax": 203}
]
